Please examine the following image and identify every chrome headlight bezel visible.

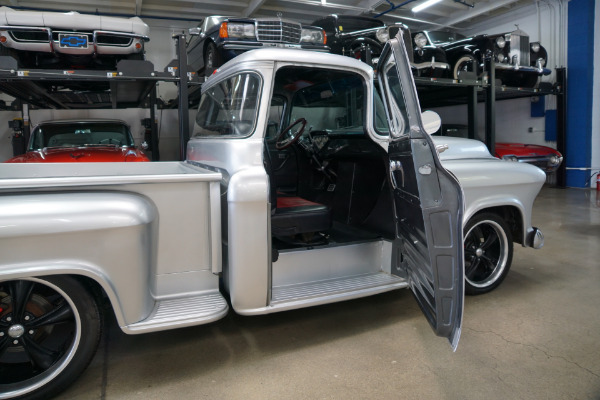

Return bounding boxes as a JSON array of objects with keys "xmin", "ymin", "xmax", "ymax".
[
  {"xmin": 414, "ymin": 33, "xmax": 427, "ymax": 49},
  {"xmin": 497, "ymin": 53, "xmax": 505, "ymax": 63},
  {"xmin": 300, "ymin": 28, "xmax": 325, "ymax": 44},
  {"xmin": 227, "ymin": 23, "xmax": 255, "ymax": 39},
  {"xmin": 496, "ymin": 36, "xmax": 506, "ymax": 49},
  {"xmin": 376, "ymin": 28, "xmax": 389, "ymax": 43},
  {"xmin": 502, "ymin": 155, "xmax": 519, "ymax": 162},
  {"xmin": 531, "ymin": 42, "xmax": 541, "ymax": 53}
]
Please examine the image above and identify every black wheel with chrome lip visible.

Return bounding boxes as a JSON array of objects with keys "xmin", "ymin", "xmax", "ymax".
[
  {"xmin": 464, "ymin": 213, "xmax": 513, "ymax": 295},
  {"xmin": 0, "ymin": 276, "xmax": 102, "ymax": 400}
]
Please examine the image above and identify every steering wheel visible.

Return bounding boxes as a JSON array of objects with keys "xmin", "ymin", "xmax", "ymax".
[{"xmin": 275, "ymin": 118, "xmax": 307, "ymax": 150}]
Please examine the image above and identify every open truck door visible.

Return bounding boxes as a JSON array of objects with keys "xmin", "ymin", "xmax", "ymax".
[{"xmin": 376, "ymin": 37, "xmax": 465, "ymax": 350}]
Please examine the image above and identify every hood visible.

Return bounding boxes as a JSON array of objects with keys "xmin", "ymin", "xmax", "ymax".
[
  {"xmin": 5, "ymin": 146, "xmax": 149, "ymax": 163},
  {"xmin": 495, "ymin": 143, "xmax": 562, "ymax": 158},
  {"xmin": 431, "ymin": 136, "xmax": 494, "ymax": 161}
]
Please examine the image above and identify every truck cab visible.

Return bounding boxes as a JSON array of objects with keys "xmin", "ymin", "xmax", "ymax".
[{"xmin": 187, "ymin": 37, "xmax": 464, "ymax": 347}]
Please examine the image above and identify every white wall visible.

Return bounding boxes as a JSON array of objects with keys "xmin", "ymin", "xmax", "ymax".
[
  {"xmin": 0, "ymin": 17, "xmax": 197, "ymax": 162},
  {"xmin": 431, "ymin": 1, "xmax": 568, "ymax": 149}
]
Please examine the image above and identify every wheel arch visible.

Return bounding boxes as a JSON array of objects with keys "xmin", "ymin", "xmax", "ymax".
[
  {"xmin": 469, "ymin": 204, "xmax": 526, "ymax": 246},
  {"xmin": 0, "ymin": 264, "xmax": 149, "ymax": 332}
]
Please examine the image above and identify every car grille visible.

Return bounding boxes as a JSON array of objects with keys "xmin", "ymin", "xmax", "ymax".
[
  {"xmin": 510, "ymin": 30, "xmax": 530, "ymax": 66},
  {"xmin": 10, "ymin": 30, "xmax": 49, "ymax": 42},
  {"xmin": 256, "ymin": 20, "xmax": 301, "ymax": 43}
]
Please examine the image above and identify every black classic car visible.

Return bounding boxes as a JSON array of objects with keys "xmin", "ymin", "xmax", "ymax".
[
  {"xmin": 186, "ymin": 16, "xmax": 329, "ymax": 76},
  {"xmin": 311, "ymin": 15, "xmax": 448, "ymax": 76},
  {"xmin": 412, "ymin": 28, "xmax": 550, "ymax": 87}
]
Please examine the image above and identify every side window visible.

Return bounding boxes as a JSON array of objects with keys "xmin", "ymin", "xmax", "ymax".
[
  {"xmin": 373, "ymin": 85, "xmax": 390, "ymax": 135},
  {"xmin": 378, "ymin": 59, "xmax": 410, "ymax": 137},
  {"xmin": 192, "ymin": 73, "xmax": 261, "ymax": 138}
]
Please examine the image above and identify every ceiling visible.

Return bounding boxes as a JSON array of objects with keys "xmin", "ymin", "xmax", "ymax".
[{"xmin": 5, "ymin": 0, "xmax": 536, "ymax": 32}]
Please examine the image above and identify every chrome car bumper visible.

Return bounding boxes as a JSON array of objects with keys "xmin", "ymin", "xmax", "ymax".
[
  {"xmin": 223, "ymin": 41, "xmax": 329, "ymax": 52},
  {"xmin": 527, "ymin": 227, "xmax": 544, "ymax": 249},
  {"xmin": 0, "ymin": 25, "xmax": 148, "ymax": 56},
  {"xmin": 495, "ymin": 63, "xmax": 552, "ymax": 76},
  {"xmin": 411, "ymin": 60, "xmax": 450, "ymax": 71}
]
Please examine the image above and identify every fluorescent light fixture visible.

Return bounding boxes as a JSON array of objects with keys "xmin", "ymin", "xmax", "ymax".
[
  {"xmin": 321, "ymin": 0, "xmax": 326, "ymax": 4},
  {"xmin": 412, "ymin": 0, "xmax": 444, "ymax": 12}
]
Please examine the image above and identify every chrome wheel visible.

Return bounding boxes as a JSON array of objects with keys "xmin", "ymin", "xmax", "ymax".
[
  {"xmin": 0, "ymin": 277, "xmax": 101, "ymax": 399},
  {"xmin": 464, "ymin": 213, "xmax": 513, "ymax": 295}
]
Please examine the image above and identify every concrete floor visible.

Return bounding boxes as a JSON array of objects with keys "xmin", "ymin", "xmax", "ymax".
[{"xmin": 57, "ymin": 187, "xmax": 600, "ymax": 400}]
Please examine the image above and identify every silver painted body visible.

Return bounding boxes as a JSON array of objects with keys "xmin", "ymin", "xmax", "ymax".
[
  {"xmin": 0, "ymin": 46, "xmax": 540, "ymax": 341},
  {"xmin": 432, "ymin": 136, "xmax": 546, "ymax": 247}
]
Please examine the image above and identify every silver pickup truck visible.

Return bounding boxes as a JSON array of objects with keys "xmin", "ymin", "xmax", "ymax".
[{"xmin": 0, "ymin": 37, "xmax": 544, "ymax": 400}]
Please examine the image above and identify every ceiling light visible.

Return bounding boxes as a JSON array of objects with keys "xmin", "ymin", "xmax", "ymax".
[
  {"xmin": 321, "ymin": 0, "xmax": 326, "ymax": 4},
  {"xmin": 412, "ymin": 0, "xmax": 444, "ymax": 13}
]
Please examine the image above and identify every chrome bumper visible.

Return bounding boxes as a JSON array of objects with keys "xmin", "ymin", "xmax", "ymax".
[
  {"xmin": 495, "ymin": 63, "xmax": 552, "ymax": 76},
  {"xmin": 0, "ymin": 25, "xmax": 148, "ymax": 56},
  {"xmin": 527, "ymin": 227, "xmax": 544, "ymax": 249},
  {"xmin": 411, "ymin": 60, "xmax": 450, "ymax": 71},
  {"xmin": 223, "ymin": 42, "xmax": 329, "ymax": 52}
]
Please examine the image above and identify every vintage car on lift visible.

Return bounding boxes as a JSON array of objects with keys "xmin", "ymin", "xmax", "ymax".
[
  {"xmin": 440, "ymin": 124, "xmax": 563, "ymax": 173},
  {"xmin": 0, "ymin": 36, "xmax": 544, "ymax": 400},
  {"xmin": 311, "ymin": 14, "xmax": 449, "ymax": 76},
  {"xmin": 186, "ymin": 15, "xmax": 328, "ymax": 76},
  {"xmin": 0, "ymin": 7, "xmax": 149, "ymax": 70},
  {"xmin": 412, "ymin": 28, "xmax": 550, "ymax": 86},
  {"xmin": 4, "ymin": 119, "xmax": 149, "ymax": 163}
]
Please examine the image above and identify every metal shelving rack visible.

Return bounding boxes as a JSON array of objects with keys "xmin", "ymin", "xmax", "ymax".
[{"xmin": 0, "ymin": 33, "xmax": 199, "ymax": 161}]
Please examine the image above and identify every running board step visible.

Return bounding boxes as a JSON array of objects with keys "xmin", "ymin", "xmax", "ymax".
[
  {"xmin": 271, "ymin": 272, "xmax": 407, "ymax": 307},
  {"xmin": 124, "ymin": 291, "xmax": 229, "ymax": 334}
]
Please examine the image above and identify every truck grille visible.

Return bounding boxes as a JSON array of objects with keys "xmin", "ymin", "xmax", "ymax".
[
  {"xmin": 256, "ymin": 20, "xmax": 301, "ymax": 43},
  {"xmin": 510, "ymin": 29, "xmax": 530, "ymax": 66}
]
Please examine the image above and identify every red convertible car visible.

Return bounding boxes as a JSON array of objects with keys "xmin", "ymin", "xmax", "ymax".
[{"xmin": 5, "ymin": 119, "xmax": 149, "ymax": 163}]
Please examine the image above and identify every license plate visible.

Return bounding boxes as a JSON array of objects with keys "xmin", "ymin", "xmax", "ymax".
[{"xmin": 58, "ymin": 34, "xmax": 88, "ymax": 48}]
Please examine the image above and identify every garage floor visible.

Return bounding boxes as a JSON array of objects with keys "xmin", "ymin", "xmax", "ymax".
[{"xmin": 57, "ymin": 187, "xmax": 600, "ymax": 400}]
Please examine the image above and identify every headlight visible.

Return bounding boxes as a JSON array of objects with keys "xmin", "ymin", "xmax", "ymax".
[
  {"xmin": 414, "ymin": 33, "xmax": 427, "ymax": 48},
  {"xmin": 549, "ymin": 155, "xmax": 563, "ymax": 166},
  {"xmin": 226, "ymin": 23, "xmax": 255, "ymax": 39},
  {"xmin": 496, "ymin": 36, "xmax": 506, "ymax": 49},
  {"xmin": 301, "ymin": 28, "xmax": 325, "ymax": 44},
  {"xmin": 497, "ymin": 53, "xmax": 505, "ymax": 62},
  {"xmin": 502, "ymin": 155, "xmax": 519, "ymax": 162},
  {"xmin": 376, "ymin": 28, "xmax": 389, "ymax": 43},
  {"xmin": 531, "ymin": 42, "xmax": 541, "ymax": 52}
]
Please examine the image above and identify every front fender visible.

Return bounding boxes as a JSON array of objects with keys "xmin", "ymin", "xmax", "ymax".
[{"xmin": 0, "ymin": 191, "xmax": 158, "ymax": 327}]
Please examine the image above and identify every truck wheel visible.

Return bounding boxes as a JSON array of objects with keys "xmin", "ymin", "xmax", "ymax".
[
  {"xmin": 453, "ymin": 54, "xmax": 478, "ymax": 80},
  {"xmin": 464, "ymin": 213, "xmax": 513, "ymax": 295},
  {"xmin": 0, "ymin": 276, "xmax": 102, "ymax": 399},
  {"xmin": 204, "ymin": 42, "xmax": 221, "ymax": 77}
]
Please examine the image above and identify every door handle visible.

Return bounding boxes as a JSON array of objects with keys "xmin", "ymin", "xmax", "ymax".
[{"xmin": 389, "ymin": 160, "xmax": 404, "ymax": 189}]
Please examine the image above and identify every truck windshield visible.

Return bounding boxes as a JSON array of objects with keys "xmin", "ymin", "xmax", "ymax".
[
  {"xmin": 30, "ymin": 122, "xmax": 134, "ymax": 149},
  {"xmin": 193, "ymin": 72, "xmax": 261, "ymax": 137}
]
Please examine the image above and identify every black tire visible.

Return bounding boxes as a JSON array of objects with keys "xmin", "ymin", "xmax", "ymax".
[
  {"xmin": 204, "ymin": 42, "xmax": 221, "ymax": 77},
  {"xmin": 0, "ymin": 276, "xmax": 102, "ymax": 399},
  {"xmin": 464, "ymin": 213, "xmax": 513, "ymax": 295},
  {"xmin": 453, "ymin": 54, "xmax": 478, "ymax": 80}
]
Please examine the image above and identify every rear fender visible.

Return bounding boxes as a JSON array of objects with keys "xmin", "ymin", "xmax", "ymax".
[{"xmin": 0, "ymin": 191, "xmax": 158, "ymax": 328}]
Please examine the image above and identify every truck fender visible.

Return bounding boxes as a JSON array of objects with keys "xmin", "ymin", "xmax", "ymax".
[{"xmin": 0, "ymin": 191, "xmax": 158, "ymax": 327}]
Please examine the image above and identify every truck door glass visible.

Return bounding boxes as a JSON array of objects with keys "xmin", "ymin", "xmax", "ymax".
[
  {"xmin": 193, "ymin": 72, "xmax": 261, "ymax": 137},
  {"xmin": 379, "ymin": 60, "xmax": 410, "ymax": 138}
]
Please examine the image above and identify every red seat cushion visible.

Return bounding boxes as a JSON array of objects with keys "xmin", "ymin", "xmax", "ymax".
[{"xmin": 277, "ymin": 196, "xmax": 321, "ymax": 209}]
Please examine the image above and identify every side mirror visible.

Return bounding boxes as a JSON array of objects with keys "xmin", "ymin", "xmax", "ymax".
[
  {"xmin": 421, "ymin": 110, "xmax": 441, "ymax": 135},
  {"xmin": 188, "ymin": 27, "xmax": 201, "ymax": 36}
]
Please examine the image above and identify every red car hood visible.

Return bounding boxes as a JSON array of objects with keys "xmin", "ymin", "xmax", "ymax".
[
  {"xmin": 494, "ymin": 143, "xmax": 562, "ymax": 158},
  {"xmin": 5, "ymin": 146, "xmax": 149, "ymax": 163}
]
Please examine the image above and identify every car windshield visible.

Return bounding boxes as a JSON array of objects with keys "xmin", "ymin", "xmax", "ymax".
[
  {"xmin": 274, "ymin": 66, "xmax": 366, "ymax": 136},
  {"xmin": 427, "ymin": 31, "xmax": 466, "ymax": 44},
  {"xmin": 30, "ymin": 122, "xmax": 134, "ymax": 150},
  {"xmin": 338, "ymin": 17, "xmax": 384, "ymax": 32}
]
